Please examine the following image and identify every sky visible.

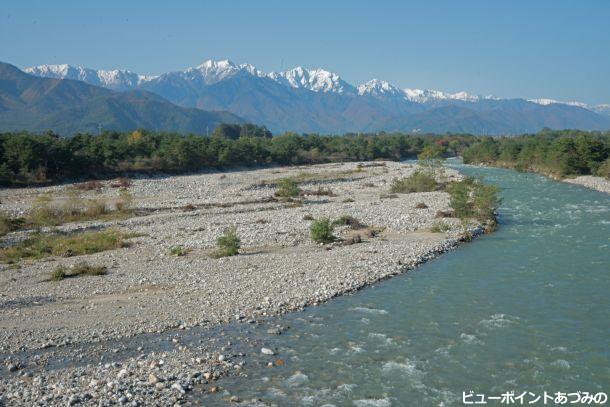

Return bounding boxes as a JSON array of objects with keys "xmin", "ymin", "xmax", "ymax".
[{"xmin": 1, "ymin": 0, "xmax": 609, "ymax": 104}]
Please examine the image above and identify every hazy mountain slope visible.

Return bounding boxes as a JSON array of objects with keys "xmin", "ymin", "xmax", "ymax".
[
  {"xmin": 0, "ymin": 62, "xmax": 243, "ymax": 135},
  {"xmin": 23, "ymin": 59, "xmax": 610, "ymax": 134}
]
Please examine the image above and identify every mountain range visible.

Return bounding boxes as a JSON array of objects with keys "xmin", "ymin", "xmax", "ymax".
[
  {"xmin": 0, "ymin": 62, "xmax": 243, "ymax": 135},
  {"xmin": 8, "ymin": 59, "xmax": 610, "ymax": 135}
]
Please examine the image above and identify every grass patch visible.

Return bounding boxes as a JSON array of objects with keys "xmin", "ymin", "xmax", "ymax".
[
  {"xmin": 214, "ymin": 225, "xmax": 241, "ymax": 258},
  {"xmin": 169, "ymin": 245, "xmax": 188, "ymax": 257},
  {"xmin": 431, "ymin": 221, "xmax": 451, "ymax": 233},
  {"xmin": 0, "ymin": 228, "xmax": 132, "ymax": 264},
  {"xmin": 18, "ymin": 190, "xmax": 135, "ymax": 231},
  {"xmin": 51, "ymin": 262, "xmax": 107, "ymax": 281},
  {"xmin": 390, "ymin": 170, "xmax": 437, "ymax": 193},
  {"xmin": 275, "ymin": 178, "xmax": 301, "ymax": 199},
  {"xmin": 310, "ymin": 218, "xmax": 336, "ymax": 244}
]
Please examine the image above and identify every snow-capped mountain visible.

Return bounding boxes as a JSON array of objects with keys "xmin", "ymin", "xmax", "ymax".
[
  {"xmin": 269, "ymin": 66, "xmax": 355, "ymax": 94},
  {"xmin": 529, "ymin": 98, "xmax": 610, "ymax": 116},
  {"xmin": 24, "ymin": 64, "xmax": 154, "ymax": 91},
  {"xmin": 23, "ymin": 59, "xmax": 610, "ymax": 134},
  {"xmin": 358, "ymin": 79, "xmax": 403, "ymax": 97}
]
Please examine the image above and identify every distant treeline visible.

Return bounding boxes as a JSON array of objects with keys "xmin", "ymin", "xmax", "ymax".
[
  {"xmin": 0, "ymin": 125, "xmax": 608, "ymax": 186},
  {"xmin": 462, "ymin": 129, "xmax": 610, "ymax": 178}
]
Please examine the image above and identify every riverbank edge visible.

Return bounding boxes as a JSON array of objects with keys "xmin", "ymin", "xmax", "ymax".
[{"xmin": 463, "ymin": 160, "xmax": 610, "ymax": 194}]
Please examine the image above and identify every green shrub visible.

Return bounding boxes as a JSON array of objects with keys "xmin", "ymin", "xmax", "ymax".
[
  {"xmin": 51, "ymin": 267, "xmax": 67, "ymax": 281},
  {"xmin": 390, "ymin": 171, "xmax": 437, "ymax": 193},
  {"xmin": 275, "ymin": 178, "xmax": 300, "ymax": 198},
  {"xmin": 310, "ymin": 218, "xmax": 335, "ymax": 244},
  {"xmin": 597, "ymin": 158, "xmax": 610, "ymax": 179},
  {"xmin": 473, "ymin": 184, "xmax": 501, "ymax": 221},
  {"xmin": 447, "ymin": 180, "xmax": 472, "ymax": 219},
  {"xmin": 447, "ymin": 177, "xmax": 500, "ymax": 222},
  {"xmin": 431, "ymin": 220, "xmax": 451, "ymax": 233},
  {"xmin": 215, "ymin": 225, "xmax": 240, "ymax": 257}
]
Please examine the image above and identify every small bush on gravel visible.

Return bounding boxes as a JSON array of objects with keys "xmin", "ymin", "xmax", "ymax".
[
  {"xmin": 51, "ymin": 262, "xmax": 107, "ymax": 281},
  {"xmin": 310, "ymin": 218, "xmax": 335, "ymax": 244},
  {"xmin": 342, "ymin": 197, "xmax": 355, "ymax": 203},
  {"xmin": 390, "ymin": 170, "xmax": 437, "ymax": 193},
  {"xmin": 333, "ymin": 215, "xmax": 365, "ymax": 229},
  {"xmin": 275, "ymin": 178, "xmax": 300, "ymax": 199},
  {"xmin": 51, "ymin": 267, "xmax": 67, "ymax": 281},
  {"xmin": 170, "ymin": 246, "xmax": 188, "ymax": 257},
  {"xmin": 415, "ymin": 202, "xmax": 428, "ymax": 209},
  {"xmin": 215, "ymin": 225, "xmax": 240, "ymax": 257},
  {"xmin": 431, "ymin": 221, "xmax": 451, "ymax": 233},
  {"xmin": 302, "ymin": 214, "xmax": 314, "ymax": 221}
]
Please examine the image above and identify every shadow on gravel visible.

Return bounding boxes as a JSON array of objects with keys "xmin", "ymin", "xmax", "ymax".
[{"xmin": 0, "ymin": 296, "xmax": 55, "ymax": 310}]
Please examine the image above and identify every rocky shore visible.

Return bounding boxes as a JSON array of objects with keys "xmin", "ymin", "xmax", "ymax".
[
  {"xmin": 562, "ymin": 175, "xmax": 610, "ymax": 194},
  {"xmin": 0, "ymin": 161, "xmax": 485, "ymax": 406}
]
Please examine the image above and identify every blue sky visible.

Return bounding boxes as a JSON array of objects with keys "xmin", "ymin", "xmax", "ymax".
[{"xmin": 2, "ymin": 0, "xmax": 609, "ymax": 104}]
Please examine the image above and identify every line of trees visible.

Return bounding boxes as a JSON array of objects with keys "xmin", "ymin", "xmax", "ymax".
[
  {"xmin": 1, "ymin": 126, "xmax": 608, "ymax": 186},
  {"xmin": 462, "ymin": 128, "xmax": 610, "ymax": 178}
]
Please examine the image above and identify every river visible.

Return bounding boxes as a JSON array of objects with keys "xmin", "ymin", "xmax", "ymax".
[{"xmin": 199, "ymin": 162, "xmax": 609, "ymax": 406}]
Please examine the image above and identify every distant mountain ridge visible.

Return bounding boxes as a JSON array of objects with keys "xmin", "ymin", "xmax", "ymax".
[
  {"xmin": 0, "ymin": 62, "xmax": 243, "ymax": 135},
  {"xmin": 22, "ymin": 59, "xmax": 610, "ymax": 134}
]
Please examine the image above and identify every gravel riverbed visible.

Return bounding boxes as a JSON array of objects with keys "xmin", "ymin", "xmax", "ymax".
[
  {"xmin": 0, "ymin": 161, "xmax": 485, "ymax": 406},
  {"xmin": 563, "ymin": 175, "xmax": 610, "ymax": 194}
]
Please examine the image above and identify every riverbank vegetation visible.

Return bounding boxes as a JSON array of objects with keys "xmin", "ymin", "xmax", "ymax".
[
  {"xmin": 1, "ymin": 127, "xmax": 607, "ymax": 187},
  {"xmin": 0, "ymin": 127, "xmax": 473, "ymax": 186},
  {"xmin": 462, "ymin": 129, "xmax": 609, "ymax": 178},
  {"xmin": 447, "ymin": 177, "xmax": 501, "ymax": 230}
]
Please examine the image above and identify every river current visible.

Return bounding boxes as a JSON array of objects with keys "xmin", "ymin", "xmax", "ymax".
[{"xmin": 201, "ymin": 162, "xmax": 609, "ymax": 406}]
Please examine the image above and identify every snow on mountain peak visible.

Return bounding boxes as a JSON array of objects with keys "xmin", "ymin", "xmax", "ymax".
[
  {"xmin": 357, "ymin": 79, "xmax": 402, "ymax": 97},
  {"xmin": 269, "ymin": 66, "xmax": 353, "ymax": 94},
  {"xmin": 193, "ymin": 59, "xmax": 265, "ymax": 84},
  {"xmin": 24, "ymin": 64, "xmax": 152, "ymax": 90},
  {"xmin": 403, "ymin": 88, "xmax": 480, "ymax": 103},
  {"xmin": 23, "ymin": 60, "xmax": 608, "ymax": 115},
  {"xmin": 528, "ymin": 98, "xmax": 590, "ymax": 109}
]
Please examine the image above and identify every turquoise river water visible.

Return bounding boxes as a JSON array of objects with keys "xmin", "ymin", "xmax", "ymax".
[{"xmin": 201, "ymin": 163, "xmax": 609, "ymax": 406}]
